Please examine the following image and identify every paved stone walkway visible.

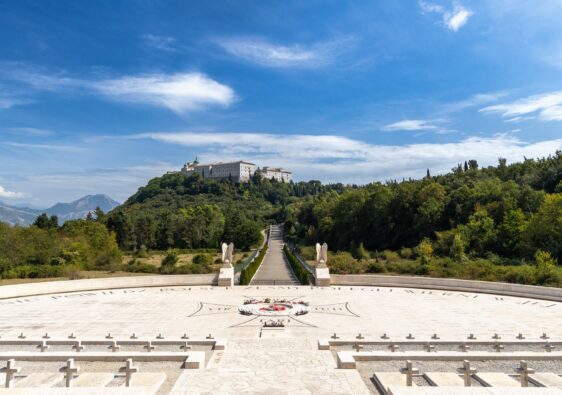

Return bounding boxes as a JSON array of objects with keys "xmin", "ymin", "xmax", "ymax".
[
  {"xmin": 250, "ymin": 225, "xmax": 300, "ymax": 286},
  {"xmin": 170, "ymin": 338, "xmax": 370, "ymax": 394}
]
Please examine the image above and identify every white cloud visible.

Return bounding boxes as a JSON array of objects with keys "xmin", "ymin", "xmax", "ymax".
[
  {"xmin": 4, "ymin": 127, "xmax": 55, "ymax": 136},
  {"xmin": 141, "ymin": 34, "xmax": 177, "ymax": 52},
  {"xmin": 0, "ymin": 185, "xmax": 23, "ymax": 199},
  {"xmin": 1, "ymin": 142, "xmax": 84, "ymax": 152},
  {"xmin": 480, "ymin": 91, "xmax": 562, "ymax": 121},
  {"xmin": 130, "ymin": 131, "xmax": 562, "ymax": 183},
  {"xmin": 445, "ymin": 92, "xmax": 508, "ymax": 112},
  {"xmin": 446, "ymin": 7, "xmax": 473, "ymax": 31},
  {"xmin": 419, "ymin": 1, "xmax": 473, "ymax": 32},
  {"xmin": 0, "ymin": 95, "xmax": 30, "ymax": 109},
  {"xmin": 215, "ymin": 37, "xmax": 349, "ymax": 68},
  {"xmin": 2, "ymin": 65, "xmax": 235, "ymax": 113},
  {"xmin": 93, "ymin": 73, "xmax": 236, "ymax": 113},
  {"xmin": 382, "ymin": 119, "xmax": 441, "ymax": 131}
]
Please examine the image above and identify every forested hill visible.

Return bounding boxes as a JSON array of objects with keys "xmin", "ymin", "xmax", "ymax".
[
  {"xmin": 106, "ymin": 172, "xmax": 340, "ymax": 252},
  {"xmin": 285, "ymin": 151, "xmax": 562, "ymax": 263}
]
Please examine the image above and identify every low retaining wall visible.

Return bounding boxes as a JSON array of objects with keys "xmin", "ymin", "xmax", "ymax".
[
  {"xmin": 0, "ymin": 274, "xmax": 218, "ymax": 300},
  {"xmin": 331, "ymin": 274, "xmax": 562, "ymax": 302}
]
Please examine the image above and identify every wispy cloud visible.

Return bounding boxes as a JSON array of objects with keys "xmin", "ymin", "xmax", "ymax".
[
  {"xmin": 4, "ymin": 127, "xmax": 56, "ymax": 137},
  {"xmin": 0, "ymin": 95, "xmax": 31, "ymax": 109},
  {"xmin": 127, "ymin": 131, "xmax": 562, "ymax": 183},
  {"xmin": 1, "ymin": 64, "xmax": 236, "ymax": 114},
  {"xmin": 0, "ymin": 185, "xmax": 23, "ymax": 199},
  {"xmin": 214, "ymin": 37, "xmax": 351, "ymax": 68},
  {"xmin": 419, "ymin": 1, "xmax": 474, "ymax": 32},
  {"xmin": 93, "ymin": 73, "xmax": 236, "ymax": 113},
  {"xmin": 1, "ymin": 142, "xmax": 84, "ymax": 152},
  {"xmin": 141, "ymin": 34, "xmax": 177, "ymax": 52},
  {"xmin": 480, "ymin": 91, "xmax": 562, "ymax": 122},
  {"xmin": 444, "ymin": 92, "xmax": 509, "ymax": 112},
  {"xmin": 382, "ymin": 119, "xmax": 442, "ymax": 131}
]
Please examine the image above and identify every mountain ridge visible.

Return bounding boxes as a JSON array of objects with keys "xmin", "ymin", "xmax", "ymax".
[{"xmin": 0, "ymin": 194, "xmax": 120, "ymax": 226}]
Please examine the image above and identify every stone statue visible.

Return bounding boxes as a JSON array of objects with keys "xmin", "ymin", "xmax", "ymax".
[
  {"xmin": 316, "ymin": 242, "xmax": 328, "ymax": 268},
  {"xmin": 221, "ymin": 242, "xmax": 234, "ymax": 267}
]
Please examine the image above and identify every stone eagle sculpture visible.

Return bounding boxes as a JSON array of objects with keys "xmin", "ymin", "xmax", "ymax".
[
  {"xmin": 221, "ymin": 242, "xmax": 234, "ymax": 267},
  {"xmin": 315, "ymin": 242, "xmax": 328, "ymax": 267}
]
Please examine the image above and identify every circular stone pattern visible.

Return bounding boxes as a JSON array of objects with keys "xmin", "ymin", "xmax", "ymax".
[{"xmin": 238, "ymin": 299, "xmax": 309, "ymax": 316}]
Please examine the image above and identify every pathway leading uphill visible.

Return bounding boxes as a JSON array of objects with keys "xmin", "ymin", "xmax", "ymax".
[{"xmin": 250, "ymin": 225, "xmax": 300, "ymax": 285}]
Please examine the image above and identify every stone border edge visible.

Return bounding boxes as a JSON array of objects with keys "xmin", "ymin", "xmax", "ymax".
[
  {"xmin": 0, "ymin": 274, "xmax": 218, "ymax": 300},
  {"xmin": 331, "ymin": 274, "xmax": 562, "ymax": 302}
]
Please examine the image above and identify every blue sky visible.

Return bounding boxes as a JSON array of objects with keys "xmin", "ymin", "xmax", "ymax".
[{"xmin": 1, "ymin": 0, "xmax": 562, "ymax": 207}]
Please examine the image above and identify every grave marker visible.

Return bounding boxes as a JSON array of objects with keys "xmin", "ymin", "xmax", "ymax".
[
  {"xmin": 37, "ymin": 340, "xmax": 49, "ymax": 352},
  {"xmin": 515, "ymin": 360, "xmax": 534, "ymax": 387},
  {"xmin": 119, "ymin": 358, "xmax": 138, "ymax": 387},
  {"xmin": 457, "ymin": 360, "xmax": 477, "ymax": 387},
  {"xmin": 400, "ymin": 360, "xmax": 420, "ymax": 386},
  {"xmin": 60, "ymin": 358, "xmax": 79, "ymax": 388},
  {"xmin": 108, "ymin": 341, "xmax": 120, "ymax": 352},
  {"xmin": 1, "ymin": 359, "xmax": 20, "ymax": 388}
]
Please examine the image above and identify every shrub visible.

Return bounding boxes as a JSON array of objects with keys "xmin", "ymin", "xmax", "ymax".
[
  {"xmin": 366, "ymin": 260, "xmax": 387, "ymax": 273},
  {"xmin": 284, "ymin": 245, "xmax": 310, "ymax": 284},
  {"xmin": 240, "ymin": 244, "xmax": 268, "ymax": 285},
  {"xmin": 382, "ymin": 250, "xmax": 400, "ymax": 262},
  {"xmin": 161, "ymin": 249, "xmax": 179, "ymax": 267},
  {"xmin": 193, "ymin": 254, "xmax": 213, "ymax": 265},
  {"xmin": 329, "ymin": 252, "xmax": 361, "ymax": 274},
  {"xmin": 417, "ymin": 238, "xmax": 434, "ymax": 265},
  {"xmin": 399, "ymin": 247, "xmax": 413, "ymax": 259}
]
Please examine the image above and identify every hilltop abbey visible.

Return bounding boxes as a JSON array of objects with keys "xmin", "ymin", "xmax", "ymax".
[{"xmin": 180, "ymin": 159, "xmax": 292, "ymax": 183}]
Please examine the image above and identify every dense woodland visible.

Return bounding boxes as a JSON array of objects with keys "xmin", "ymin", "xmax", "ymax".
[
  {"xmin": 0, "ymin": 152, "xmax": 561, "ymax": 285},
  {"xmin": 286, "ymin": 152, "xmax": 562, "ymax": 286}
]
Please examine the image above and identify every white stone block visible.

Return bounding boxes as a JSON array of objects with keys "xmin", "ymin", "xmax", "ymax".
[
  {"xmin": 217, "ymin": 267, "xmax": 234, "ymax": 287},
  {"xmin": 315, "ymin": 267, "xmax": 331, "ymax": 287}
]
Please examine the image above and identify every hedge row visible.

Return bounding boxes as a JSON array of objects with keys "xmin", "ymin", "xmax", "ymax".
[
  {"xmin": 284, "ymin": 245, "xmax": 311, "ymax": 285},
  {"xmin": 239, "ymin": 244, "xmax": 268, "ymax": 285}
]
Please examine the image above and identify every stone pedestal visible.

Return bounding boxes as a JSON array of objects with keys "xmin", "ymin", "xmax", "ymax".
[
  {"xmin": 315, "ymin": 266, "xmax": 331, "ymax": 287},
  {"xmin": 218, "ymin": 267, "xmax": 234, "ymax": 287}
]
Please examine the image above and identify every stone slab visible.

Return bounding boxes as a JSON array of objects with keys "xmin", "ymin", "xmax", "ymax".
[
  {"xmin": 318, "ymin": 339, "xmax": 330, "ymax": 350},
  {"xmin": 128, "ymin": 372, "xmax": 166, "ymax": 393},
  {"xmin": 373, "ymin": 372, "xmax": 416, "ymax": 394},
  {"xmin": 388, "ymin": 387, "xmax": 562, "ymax": 395},
  {"xmin": 72, "ymin": 373, "xmax": 114, "ymax": 387},
  {"xmin": 474, "ymin": 372, "xmax": 520, "ymax": 387},
  {"xmin": 182, "ymin": 351, "xmax": 205, "ymax": 369},
  {"xmin": 218, "ymin": 267, "xmax": 234, "ymax": 287},
  {"xmin": 530, "ymin": 373, "xmax": 562, "ymax": 388},
  {"xmin": 424, "ymin": 372, "xmax": 465, "ymax": 387},
  {"xmin": 15, "ymin": 373, "xmax": 61, "ymax": 388},
  {"xmin": 315, "ymin": 267, "xmax": 331, "ymax": 287},
  {"xmin": 0, "ymin": 389, "xmax": 150, "ymax": 394}
]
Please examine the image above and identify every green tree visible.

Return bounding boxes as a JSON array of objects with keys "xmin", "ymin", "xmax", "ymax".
[
  {"xmin": 417, "ymin": 238, "xmax": 433, "ymax": 265},
  {"xmin": 521, "ymin": 194, "xmax": 562, "ymax": 260}
]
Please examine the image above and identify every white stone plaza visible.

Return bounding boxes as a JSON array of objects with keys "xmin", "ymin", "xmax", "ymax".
[{"xmin": 1, "ymin": 283, "xmax": 562, "ymax": 394}]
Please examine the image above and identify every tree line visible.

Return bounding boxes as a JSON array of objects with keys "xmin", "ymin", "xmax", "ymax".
[{"xmin": 285, "ymin": 151, "xmax": 562, "ymax": 265}]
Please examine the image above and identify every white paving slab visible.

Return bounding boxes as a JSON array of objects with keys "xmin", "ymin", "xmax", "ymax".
[
  {"xmin": 15, "ymin": 373, "xmax": 61, "ymax": 388},
  {"xmin": 424, "ymin": 372, "xmax": 465, "ymax": 386},
  {"xmin": 530, "ymin": 373, "xmax": 562, "ymax": 388},
  {"xmin": 0, "ymin": 389, "xmax": 152, "ymax": 394},
  {"xmin": 128, "ymin": 372, "xmax": 166, "ymax": 393},
  {"xmin": 475, "ymin": 372, "xmax": 520, "ymax": 387},
  {"xmin": 72, "ymin": 373, "xmax": 114, "ymax": 387}
]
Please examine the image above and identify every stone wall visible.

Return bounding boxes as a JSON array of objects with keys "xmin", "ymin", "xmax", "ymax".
[
  {"xmin": 331, "ymin": 274, "xmax": 562, "ymax": 302},
  {"xmin": 0, "ymin": 274, "xmax": 218, "ymax": 300}
]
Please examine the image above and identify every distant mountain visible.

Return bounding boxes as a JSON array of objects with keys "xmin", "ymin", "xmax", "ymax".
[
  {"xmin": 0, "ymin": 194, "xmax": 120, "ymax": 226},
  {"xmin": 0, "ymin": 203, "xmax": 40, "ymax": 226}
]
